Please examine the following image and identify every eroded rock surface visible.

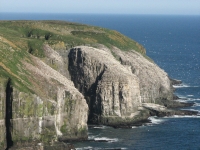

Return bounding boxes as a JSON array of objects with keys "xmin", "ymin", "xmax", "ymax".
[
  {"xmin": 69, "ymin": 46, "xmax": 142, "ymax": 125},
  {"xmin": 0, "ymin": 54, "xmax": 88, "ymax": 149},
  {"xmin": 112, "ymin": 47, "xmax": 173, "ymax": 103},
  {"xmin": 0, "ymin": 44, "xmax": 191, "ymax": 149}
]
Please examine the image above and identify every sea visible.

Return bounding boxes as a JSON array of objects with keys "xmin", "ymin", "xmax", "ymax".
[{"xmin": 1, "ymin": 13, "xmax": 200, "ymax": 150}]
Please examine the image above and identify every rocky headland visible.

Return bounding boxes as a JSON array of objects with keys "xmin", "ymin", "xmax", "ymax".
[{"xmin": 0, "ymin": 21, "xmax": 197, "ymax": 149}]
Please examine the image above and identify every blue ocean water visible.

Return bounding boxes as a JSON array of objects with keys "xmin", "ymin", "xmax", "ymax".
[{"xmin": 1, "ymin": 13, "xmax": 200, "ymax": 150}]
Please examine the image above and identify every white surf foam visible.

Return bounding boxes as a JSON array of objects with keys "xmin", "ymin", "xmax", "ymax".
[
  {"xmin": 165, "ymin": 115, "xmax": 200, "ymax": 118},
  {"xmin": 193, "ymin": 103, "xmax": 200, "ymax": 107},
  {"xmin": 181, "ymin": 108, "xmax": 200, "ymax": 111},
  {"xmin": 176, "ymin": 99, "xmax": 188, "ymax": 103},
  {"xmin": 93, "ymin": 126, "xmax": 107, "ymax": 129},
  {"xmin": 94, "ymin": 137, "xmax": 118, "ymax": 143},
  {"xmin": 175, "ymin": 94, "xmax": 187, "ymax": 99},
  {"xmin": 88, "ymin": 135, "xmax": 96, "ymax": 140},
  {"xmin": 76, "ymin": 146, "xmax": 93, "ymax": 150},
  {"xmin": 173, "ymin": 84, "xmax": 190, "ymax": 88},
  {"xmin": 148, "ymin": 116, "xmax": 165, "ymax": 125},
  {"xmin": 195, "ymin": 98, "xmax": 200, "ymax": 101},
  {"xmin": 175, "ymin": 97, "xmax": 198, "ymax": 103},
  {"xmin": 187, "ymin": 95, "xmax": 194, "ymax": 97}
]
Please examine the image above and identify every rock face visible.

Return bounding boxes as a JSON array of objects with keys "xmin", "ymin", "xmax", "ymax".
[
  {"xmin": 111, "ymin": 47, "xmax": 173, "ymax": 103},
  {"xmin": 0, "ymin": 54, "xmax": 88, "ymax": 149},
  {"xmin": 68, "ymin": 46, "xmax": 141, "ymax": 125},
  {"xmin": 68, "ymin": 46, "xmax": 176, "ymax": 126}
]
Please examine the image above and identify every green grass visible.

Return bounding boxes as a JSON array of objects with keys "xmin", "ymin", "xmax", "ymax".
[
  {"xmin": 27, "ymin": 39, "xmax": 45, "ymax": 57},
  {"xmin": 0, "ymin": 20, "xmax": 147, "ymax": 94},
  {"xmin": 0, "ymin": 20, "xmax": 146, "ymax": 53},
  {"xmin": 71, "ymin": 30, "xmax": 146, "ymax": 53}
]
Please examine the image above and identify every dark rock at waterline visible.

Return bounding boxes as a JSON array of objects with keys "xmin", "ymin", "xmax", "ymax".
[
  {"xmin": 93, "ymin": 148, "xmax": 125, "ymax": 150},
  {"xmin": 170, "ymin": 78, "xmax": 182, "ymax": 85},
  {"xmin": 143, "ymin": 103, "xmax": 198, "ymax": 118},
  {"xmin": 8, "ymin": 142, "xmax": 75, "ymax": 150},
  {"xmin": 156, "ymin": 99, "xmax": 195, "ymax": 108},
  {"xmin": 173, "ymin": 94, "xmax": 179, "ymax": 100},
  {"xmin": 61, "ymin": 137, "xmax": 88, "ymax": 143},
  {"xmin": 111, "ymin": 119, "xmax": 151, "ymax": 129},
  {"xmin": 43, "ymin": 143, "xmax": 75, "ymax": 150},
  {"xmin": 142, "ymin": 102, "xmax": 198, "ymax": 118},
  {"xmin": 151, "ymin": 109, "xmax": 198, "ymax": 117}
]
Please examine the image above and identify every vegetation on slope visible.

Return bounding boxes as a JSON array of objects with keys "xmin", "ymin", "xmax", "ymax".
[{"xmin": 0, "ymin": 20, "xmax": 146, "ymax": 92}]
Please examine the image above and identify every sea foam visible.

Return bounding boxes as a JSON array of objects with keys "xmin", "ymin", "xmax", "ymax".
[
  {"xmin": 173, "ymin": 84, "xmax": 190, "ymax": 88},
  {"xmin": 165, "ymin": 115, "xmax": 200, "ymax": 118},
  {"xmin": 93, "ymin": 126, "xmax": 107, "ymax": 129},
  {"xmin": 94, "ymin": 137, "xmax": 119, "ymax": 143},
  {"xmin": 76, "ymin": 146, "xmax": 93, "ymax": 150},
  {"xmin": 148, "ymin": 116, "xmax": 165, "ymax": 125}
]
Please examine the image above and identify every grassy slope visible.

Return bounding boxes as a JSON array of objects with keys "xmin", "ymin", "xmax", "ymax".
[{"xmin": 0, "ymin": 20, "xmax": 146, "ymax": 93}]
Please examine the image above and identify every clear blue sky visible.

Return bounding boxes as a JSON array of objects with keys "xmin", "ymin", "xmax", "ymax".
[{"xmin": 0, "ymin": 0, "xmax": 200, "ymax": 15}]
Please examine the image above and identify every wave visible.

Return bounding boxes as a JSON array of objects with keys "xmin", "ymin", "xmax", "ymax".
[
  {"xmin": 173, "ymin": 84, "xmax": 190, "ymax": 88},
  {"xmin": 164, "ymin": 115, "xmax": 200, "ymax": 118},
  {"xmin": 88, "ymin": 135, "xmax": 96, "ymax": 140},
  {"xmin": 76, "ymin": 146, "xmax": 93, "ymax": 150},
  {"xmin": 133, "ymin": 117, "xmax": 160, "ymax": 127},
  {"xmin": 93, "ymin": 126, "xmax": 107, "ymax": 129},
  {"xmin": 176, "ymin": 99, "xmax": 188, "ymax": 103},
  {"xmin": 187, "ymin": 95, "xmax": 194, "ymax": 97},
  {"xmin": 173, "ymin": 84, "xmax": 199, "ymax": 88},
  {"xmin": 181, "ymin": 108, "xmax": 200, "ymax": 113},
  {"xmin": 176, "ymin": 97, "xmax": 200, "ymax": 103},
  {"xmin": 147, "ymin": 116, "xmax": 165, "ymax": 125},
  {"xmin": 88, "ymin": 132, "xmax": 101, "ymax": 140},
  {"xmin": 195, "ymin": 98, "xmax": 200, "ymax": 101},
  {"xmin": 88, "ymin": 134, "xmax": 119, "ymax": 143},
  {"xmin": 175, "ymin": 94, "xmax": 187, "ymax": 99},
  {"xmin": 94, "ymin": 137, "xmax": 119, "ymax": 143},
  {"xmin": 193, "ymin": 103, "xmax": 200, "ymax": 107}
]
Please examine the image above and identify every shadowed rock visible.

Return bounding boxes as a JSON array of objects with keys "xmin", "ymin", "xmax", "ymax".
[{"xmin": 68, "ymin": 46, "xmax": 141, "ymax": 125}]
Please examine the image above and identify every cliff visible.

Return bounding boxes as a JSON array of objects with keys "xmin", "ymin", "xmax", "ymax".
[
  {"xmin": 0, "ymin": 21, "xmax": 194, "ymax": 149},
  {"xmin": 68, "ymin": 46, "xmax": 141, "ymax": 125},
  {"xmin": 0, "ymin": 51, "xmax": 88, "ymax": 149},
  {"xmin": 111, "ymin": 47, "xmax": 173, "ymax": 103}
]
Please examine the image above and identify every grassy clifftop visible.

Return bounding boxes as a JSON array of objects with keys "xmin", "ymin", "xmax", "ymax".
[
  {"xmin": 0, "ymin": 21, "xmax": 146, "ymax": 55},
  {"xmin": 0, "ymin": 20, "xmax": 146, "ymax": 92}
]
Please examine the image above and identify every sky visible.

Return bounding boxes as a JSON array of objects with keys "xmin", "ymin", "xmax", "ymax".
[{"xmin": 0, "ymin": 0, "xmax": 200, "ymax": 15}]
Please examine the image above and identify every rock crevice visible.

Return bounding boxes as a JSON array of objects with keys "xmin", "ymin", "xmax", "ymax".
[{"xmin": 5, "ymin": 78, "xmax": 13, "ymax": 150}]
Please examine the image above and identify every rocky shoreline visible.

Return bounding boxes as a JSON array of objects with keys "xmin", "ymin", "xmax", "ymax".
[
  {"xmin": 87, "ymin": 101, "xmax": 198, "ymax": 129},
  {"xmin": 106, "ymin": 79, "xmax": 198, "ymax": 129},
  {"xmin": 9, "ymin": 142, "xmax": 75, "ymax": 150}
]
